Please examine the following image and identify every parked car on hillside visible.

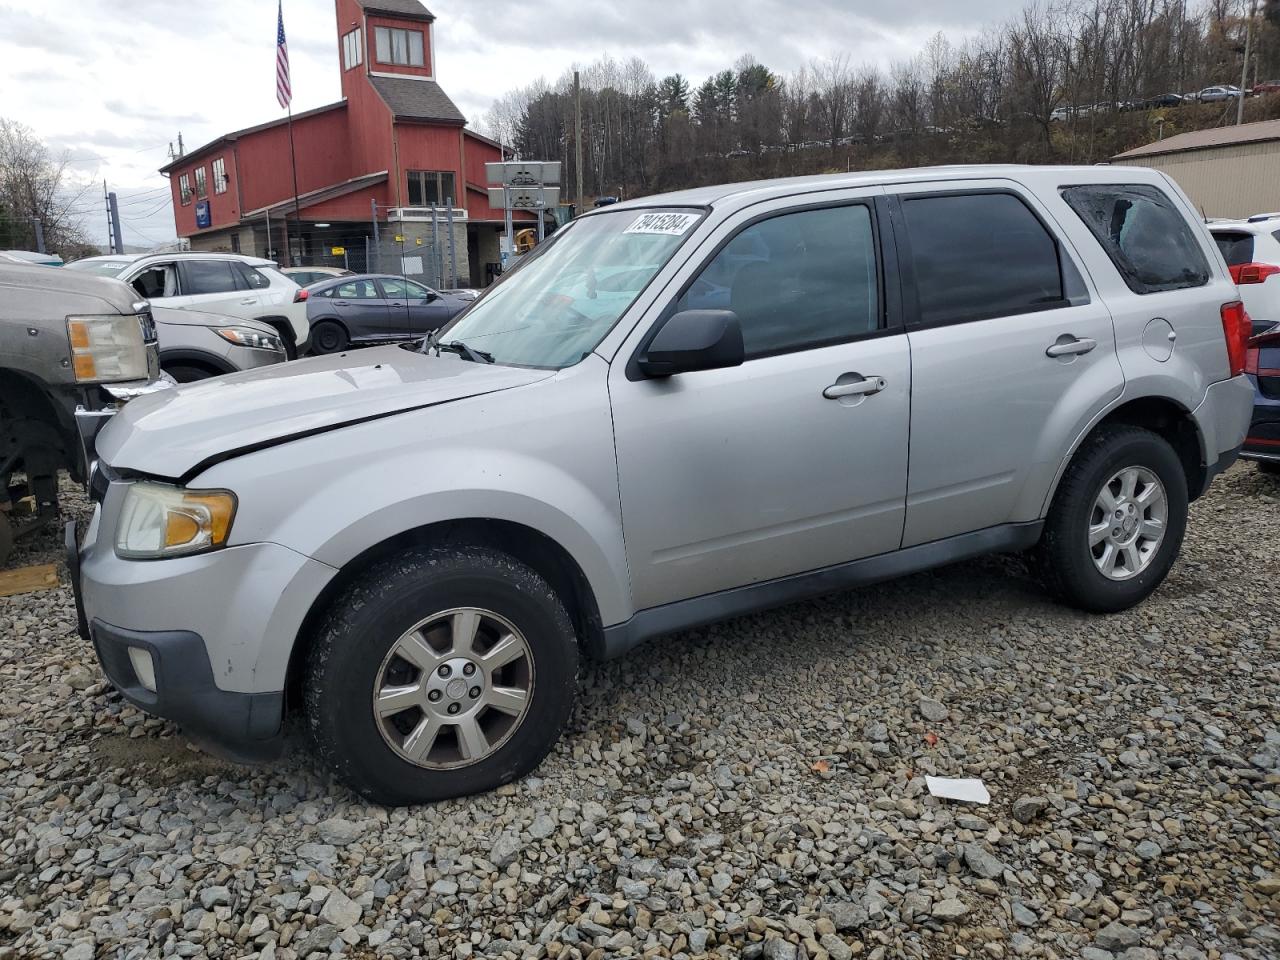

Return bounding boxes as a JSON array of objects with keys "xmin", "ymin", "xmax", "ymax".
[
  {"xmin": 0, "ymin": 264, "xmax": 169, "ymax": 564},
  {"xmin": 1252, "ymin": 80, "xmax": 1280, "ymax": 96},
  {"xmin": 66, "ymin": 253, "xmax": 309, "ymax": 358},
  {"xmin": 1197, "ymin": 85, "xmax": 1244, "ymax": 102},
  {"xmin": 303, "ymin": 274, "xmax": 470, "ymax": 353},
  {"xmin": 1139, "ymin": 93, "xmax": 1184, "ymax": 109},
  {"xmin": 282, "ymin": 265, "xmax": 354, "ymax": 286},
  {"xmin": 153, "ymin": 307, "xmax": 287, "ymax": 382},
  {"xmin": 70, "ymin": 165, "xmax": 1252, "ymax": 805},
  {"xmin": 1208, "ymin": 216, "xmax": 1280, "ymax": 334}
]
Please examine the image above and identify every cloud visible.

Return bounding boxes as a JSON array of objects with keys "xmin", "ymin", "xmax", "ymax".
[{"xmin": 0, "ymin": 0, "xmax": 1027, "ymax": 247}]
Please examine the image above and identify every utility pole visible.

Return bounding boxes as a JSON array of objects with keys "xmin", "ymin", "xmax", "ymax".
[
  {"xmin": 107, "ymin": 192, "xmax": 123, "ymax": 255},
  {"xmin": 1240, "ymin": 0, "xmax": 1258, "ymax": 125},
  {"xmin": 30, "ymin": 217, "xmax": 46, "ymax": 254},
  {"xmin": 574, "ymin": 70, "xmax": 584, "ymax": 217},
  {"xmin": 445, "ymin": 198, "xmax": 457, "ymax": 288},
  {"xmin": 177, "ymin": 132, "xmax": 184, "ymax": 157},
  {"xmin": 370, "ymin": 199, "xmax": 380, "ymax": 273},
  {"xmin": 104, "ymin": 180, "xmax": 113, "ymax": 252}
]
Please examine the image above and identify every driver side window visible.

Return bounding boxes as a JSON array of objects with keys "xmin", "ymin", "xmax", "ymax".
[{"xmin": 676, "ymin": 204, "xmax": 881, "ymax": 359}]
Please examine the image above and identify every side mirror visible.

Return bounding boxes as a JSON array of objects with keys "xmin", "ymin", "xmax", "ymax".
[
  {"xmin": 638, "ymin": 309, "xmax": 745, "ymax": 377},
  {"xmin": 425, "ymin": 291, "xmax": 439, "ymax": 302}
]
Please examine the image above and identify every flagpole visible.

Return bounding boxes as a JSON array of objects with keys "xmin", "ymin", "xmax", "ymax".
[{"xmin": 286, "ymin": 104, "xmax": 302, "ymax": 266}]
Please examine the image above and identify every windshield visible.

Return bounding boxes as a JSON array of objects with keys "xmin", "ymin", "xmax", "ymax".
[
  {"xmin": 65, "ymin": 260, "xmax": 133, "ymax": 276},
  {"xmin": 435, "ymin": 207, "xmax": 703, "ymax": 368}
]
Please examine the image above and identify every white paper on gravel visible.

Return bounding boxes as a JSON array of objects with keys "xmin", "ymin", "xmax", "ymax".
[{"xmin": 925, "ymin": 776, "xmax": 991, "ymax": 804}]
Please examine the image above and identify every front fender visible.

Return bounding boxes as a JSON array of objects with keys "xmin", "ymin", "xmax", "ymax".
[{"xmin": 197, "ymin": 359, "xmax": 632, "ymax": 627}]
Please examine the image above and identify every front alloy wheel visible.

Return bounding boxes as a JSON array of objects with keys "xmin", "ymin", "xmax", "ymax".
[
  {"xmin": 373, "ymin": 608, "xmax": 534, "ymax": 769},
  {"xmin": 304, "ymin": 544, "xmax": 578, "ymax": 805}
]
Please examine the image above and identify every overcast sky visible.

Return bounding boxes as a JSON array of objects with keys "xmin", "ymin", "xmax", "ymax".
[{"xmin": 0, "ymin": 0, "xmax": 1022, "ymax": 248}]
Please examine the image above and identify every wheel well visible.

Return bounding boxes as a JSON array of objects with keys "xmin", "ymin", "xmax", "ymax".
[
  {"xmin": 1093, "ymin": 397, "xmax": 1204, "ymax": 500},
  {"xmin": 284, "ymin": 519, "xmax": 605, "ymax": 708},
  {"xmin": 257, "ymin": 316, "xmax": 296, "ymax": 344},
  {"xmin": 160, "ymin": 352, "xmax": 232, "ymax": 378}
]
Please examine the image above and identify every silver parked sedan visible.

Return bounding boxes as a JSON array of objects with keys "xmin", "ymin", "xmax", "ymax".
[{"xmin": 153, "ymin": 306, "xmax": 287, "ymax": 382}]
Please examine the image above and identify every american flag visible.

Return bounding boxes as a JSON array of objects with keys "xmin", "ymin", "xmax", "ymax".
[{"xmin": 275, "ymin": 0, "xmax": 292, "ymax": 109}]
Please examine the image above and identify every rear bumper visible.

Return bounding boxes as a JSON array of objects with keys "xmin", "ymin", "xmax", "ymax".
[{"xmin": 1192, "ymin": 375, "xmax": 1254, "ymax": 493}]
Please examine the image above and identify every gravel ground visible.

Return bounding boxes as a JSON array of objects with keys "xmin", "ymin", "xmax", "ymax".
[{"xmin": 1, "ymin": 467, "xmax": 1278, "ymax": 960}]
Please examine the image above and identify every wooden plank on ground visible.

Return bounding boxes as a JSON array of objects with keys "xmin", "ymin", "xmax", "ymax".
[{"xmin": 0, "ymin": 563, "xmax": 59, "ymax": 598}]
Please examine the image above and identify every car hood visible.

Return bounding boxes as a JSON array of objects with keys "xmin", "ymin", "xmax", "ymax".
[
  {"xmin": 151, "ymin": 305, "xmax": 276, "ymax": 334},
  {"xmin": 96, "ymin": 345, "xmax": 554, "ymax": 479}
]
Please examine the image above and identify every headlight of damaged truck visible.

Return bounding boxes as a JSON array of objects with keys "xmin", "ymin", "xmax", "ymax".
[
  {"xmin": 115, "ymin": 483, "xmax": 237, "ymax": 559},
  {"xmin": 66, "ymin": 315, "xmax": 151, "ymax": 382}
]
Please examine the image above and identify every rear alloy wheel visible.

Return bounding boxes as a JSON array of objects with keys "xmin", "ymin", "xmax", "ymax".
[
  {"xmin": 1035, "ymin": 425, "xmax": 1187, "ymax": 613},
  {"xmin": 1087, "ymin": 466, "xmax": 1168, "ymax": 581},
  {"xmin": 304, "ymin": 544, "xmax": 578, "ymax": 805},
  {"xmin": 309, "ymin": 320, "xmax": 348, "ymax": 355}
]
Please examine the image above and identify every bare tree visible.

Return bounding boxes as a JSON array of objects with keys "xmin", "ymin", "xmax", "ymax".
[
  {"xmin": 0, "ymin": 119, "xmax": 92, "ymax": 255},
  {"xmin": 813, "ymin": 55, "xmax": 854, "ymax": 148}
]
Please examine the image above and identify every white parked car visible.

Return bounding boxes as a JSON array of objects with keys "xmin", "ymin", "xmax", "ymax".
[
  {"xmin": 1209, "ymin": 215, "xmax": 1280, "ymax": 334},
  {"xmin": 66, "ymin": 253, "xmax": 310, "ymax": 357}
]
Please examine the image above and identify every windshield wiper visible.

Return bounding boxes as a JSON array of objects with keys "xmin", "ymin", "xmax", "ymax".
[{"xmin": 438, "ymin": 340, "xmax": 495, "ymax": 364}]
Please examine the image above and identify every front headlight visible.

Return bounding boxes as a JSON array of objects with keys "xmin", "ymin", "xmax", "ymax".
[
  {"xmin": 67, "ymin": 314, "xmax": 151, "ymax": 382},
  {"xmin": 216, "ymin": 326, "xmax": 284, "ymax": 352},
  {"xmin": 115, "ymin": 482, "xmax": 237, "ymax": 559}
]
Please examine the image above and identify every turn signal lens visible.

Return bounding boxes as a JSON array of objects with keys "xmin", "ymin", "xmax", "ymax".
[{"xmin": 115, "ymin": 482, "xmax": 237, "ymax": 559}]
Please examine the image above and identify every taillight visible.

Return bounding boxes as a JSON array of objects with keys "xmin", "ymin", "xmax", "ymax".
[
  {"xmin": 1220, "ymin": 300, "xmax": 1251, "ymax": 376},
  {"xmin": 293, "ymin": 288, "xmax": 309, "ymax": 303},
  {"xmin": 1229, "ymin": 262, "xmax": 1280, "ymax": 284},
  {"xmin": 1247, "ymin": 326, "xmax": 1280, "ymax": 376}
]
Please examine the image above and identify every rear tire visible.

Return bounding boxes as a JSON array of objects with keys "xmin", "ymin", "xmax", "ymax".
[
  {"xmin": 1258, "ymin": 461, "xmax": 1280, "ymax": 476},
  {"xmin": 1034, "ymin": 425, "xmax": 1188, "ymax": 613},
  {"xmin": 0, "ymin": 512, "xmax": 12, "ymax": 568},
  {"xmin": 304, "ymin": 544, "xmax": 578, "ymax": 806},
  {"xmin": 309, "ymin": 320, "xmax": 348, "ymax": 355}
]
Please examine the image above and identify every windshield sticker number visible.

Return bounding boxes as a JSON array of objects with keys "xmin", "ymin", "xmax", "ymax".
[{"xmin": 624, "ymin": 212, "xmax": 700, "ymax": 236}]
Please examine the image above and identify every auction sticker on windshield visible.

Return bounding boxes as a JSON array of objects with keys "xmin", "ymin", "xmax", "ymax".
[{"xmin": 624, "ymin": 212, "xmax": 700, "ymax": 236}]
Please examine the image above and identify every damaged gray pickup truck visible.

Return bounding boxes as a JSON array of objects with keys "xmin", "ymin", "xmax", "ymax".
[{"xmin": 0, "ymin": 264, "xmax": 167, "ymax": 564}]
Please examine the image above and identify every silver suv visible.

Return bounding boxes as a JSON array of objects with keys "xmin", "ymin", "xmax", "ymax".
[{"xmin": 71, "ymin": 166, "xmax": 1253, "ymax": 805}]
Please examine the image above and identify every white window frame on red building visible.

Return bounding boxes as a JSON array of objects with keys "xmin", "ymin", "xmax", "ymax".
[
  {"xmin": 194, "ymin": 166, "xmax": 208, "ymax": 200},
  {"xmin": 374, "ymin": 26, "xmax": 424, "ymax": 67},
  {"xmin": 342, "ymin": 28, "xmax": 362, "ymax": 70},
  {"xmin": 178, "ymin": 174, "xmax": 192, "ymax": 206},
  {"xmin": 212, "ymin": 157, "xmax": 228, "ymax": 194}
]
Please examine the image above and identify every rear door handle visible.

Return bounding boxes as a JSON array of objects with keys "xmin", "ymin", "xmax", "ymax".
[
  {"xmin": 823, "ymin": 376, "xmax": 886, "ymax": 399},
  {"xmin": 1045, "ymin": 336, "xmax": 1097, "ymax": 358},
  {"xmin": 239, "ymin": 298, "xmax": 257, "ymax": 306}
]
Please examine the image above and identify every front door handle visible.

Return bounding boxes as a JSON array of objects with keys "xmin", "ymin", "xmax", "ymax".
[
  {"xmin": 1046, "ymin": 336, "xmax": 1097, "ymax": 358},
  {"xmin": 823, "ymin": 376, "xmax": 886, "ymax": 399},
  {"xmin": 239, "ymin": 298, "xmax": 257, "ymax": 305}
]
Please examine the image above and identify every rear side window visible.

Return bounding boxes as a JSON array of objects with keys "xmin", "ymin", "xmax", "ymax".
[
  {"xmin": 900, "ymin": 192, "xmax": 1066, "ymax": 326},
  {"xmin": 677, "ymin": 204, "xmax": 880, "ymax": 358},
  {"xmin": 1061, "ymin": 184, "xmax": 1210, "ymax": 294},
  {"xmin": 1212, "ymin": 231, "xmax": 1254, "ymax": 266},
  {"xmin": 182, "ymin": 260, "xmax": 241, "ymax": 295},
  {"xmin": 235, "ymin": 264, "xmax": 271, "ymax": 289}
]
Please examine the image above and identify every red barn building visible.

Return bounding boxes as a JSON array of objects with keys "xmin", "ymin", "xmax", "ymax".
[{"xmin": 160, "ymin": 0, "xmax": 524, "ymax": 287}]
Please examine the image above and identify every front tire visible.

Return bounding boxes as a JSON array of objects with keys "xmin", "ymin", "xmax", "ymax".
[
  {"xmin": 304, "ymin": 545, "xmax": 579, "ymax": 805},
  {"xmin": 309, "ymin": 320, "xmax": 348, "ymax": 355},
  {"xmin": 1035, "ymin": 425, "xmax": 1188, "ymax": 613}
]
